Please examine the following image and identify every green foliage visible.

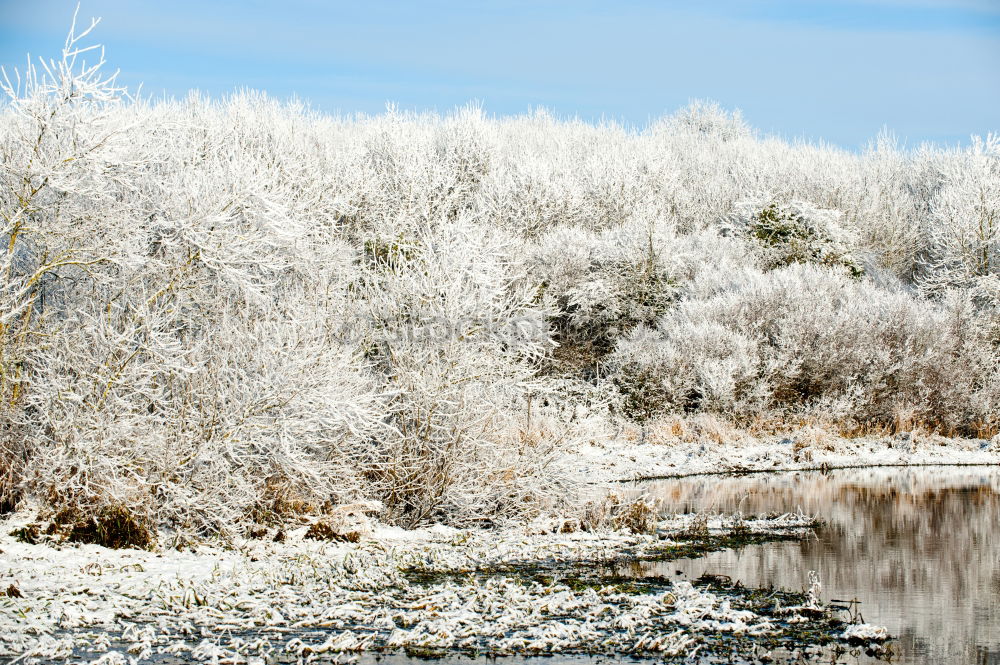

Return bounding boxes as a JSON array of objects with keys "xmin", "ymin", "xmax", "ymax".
[{"xmin": 749, "ymin": 202, "xmax": 864, "ymax": 277}]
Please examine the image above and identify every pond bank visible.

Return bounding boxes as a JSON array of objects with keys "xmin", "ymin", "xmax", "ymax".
[
  {"xmin": 566, "ymin": 425, "xmax": 999, "ymax": 483},
  {"xmin": 0, "ymin": 513, "xmax": 887, "ymax": 664}
]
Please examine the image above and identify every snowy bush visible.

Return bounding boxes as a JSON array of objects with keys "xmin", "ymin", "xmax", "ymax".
[
  {"xmin": 529, "ymin": 220, "xmax": 680, "ymax": 375},
  {"xmin": 918, "ymin": 133, "xmax": 1000, "ymax": 301},
  {"xmin": 347, "ymin": 221, "xmax": 570, "ymax": 526},
  {"xmin": 651, "ymin": 100, "xmax": 753, "ymax": 143},
  {"xmin": 0, "ymin": 20, "xmax": 394, "ymax": 541},
  {"xmin": 610, "ymin": 265, "xmax": 999, "ymax": 435},
  {"xmin": 730, "ymin": 199, "xmax": 863, "ymax": 276}
]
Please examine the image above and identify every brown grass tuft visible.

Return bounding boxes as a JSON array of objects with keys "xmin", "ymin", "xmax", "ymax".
[{"xmin": 49, "ymin": 504, "xmax": 156, "ymax": 550}]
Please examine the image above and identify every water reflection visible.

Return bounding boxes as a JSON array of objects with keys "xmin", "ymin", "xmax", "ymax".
[{"xmin": 631, "ymin": 468, "xmax": 1000, "ymax": 665}]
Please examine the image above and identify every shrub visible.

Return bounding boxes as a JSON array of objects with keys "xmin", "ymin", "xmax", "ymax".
[
  {"xmin": 652, "ymin": 100, "xmax": 754, "ymax": 143},
  {"xmin": 918, "ymin": 134, "xmax": 1000, "ymax": 300},
  {"xmin": 0, "ymin": 433, "xmax": 28, "ymax": 514},
  {"xmin": 0, "ymin": 19, "xmax": 385, "ymax": 540},
  {"xmin": 348, "ymin": 221, "xmax": 572, "ymax": 527},
  {"xmin": 530, "ymin": 221, "xmax": 680, "ymax": 375},
  {"xmin": 579, "ymin": 493, "xmax": 661, "ymax": 534},
  {"xmin": 732, "ymin": 200, "xmax": 863, "ymax": 276},
  {"xmin": 609, "ymin": 264, "xmax": 999, "ymax": 434}
]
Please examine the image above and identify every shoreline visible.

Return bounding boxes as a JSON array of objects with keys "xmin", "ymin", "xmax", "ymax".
[
  {"xmin": 0, "ymin": 507, "xmax": 882, "ymax": 664},
  {"xmin": 3, "ymin": 449, "xmax": 993, "ymax": 663},
  {"xmin": 567, "ymin": 427, "xmax": 999, "ymax": 484},
  {"xmin": 630, "ymin": 460, "xmax": 1000, "ymax": 482}
]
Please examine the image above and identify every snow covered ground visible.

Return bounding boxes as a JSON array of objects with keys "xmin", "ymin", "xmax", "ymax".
[
  {"xmin": 0, "ymin": 512, "xmax": 881, "ymax": 664},
  {"xmin": 566, "ymin": 424, "xmax": 1000, "ymax": 483}
]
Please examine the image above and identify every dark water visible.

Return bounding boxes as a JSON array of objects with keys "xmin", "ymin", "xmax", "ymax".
[{"xmin": 630, "ymin": 467, "xmax": 1000, "ymax": 665}]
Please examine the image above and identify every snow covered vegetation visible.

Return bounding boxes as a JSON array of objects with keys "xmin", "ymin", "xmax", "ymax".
[
  {"xmin": 1, "ymin": 18, "xmax": 998, "ymax": 545},
  {"xmin": 1, "ymin": 516, "xmax": 879, "ymax": 664}
]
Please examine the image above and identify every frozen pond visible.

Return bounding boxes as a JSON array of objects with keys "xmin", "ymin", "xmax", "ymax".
[{"xmin": 627, "ymin": 467, "xmax": 1000, "ymax": 664}]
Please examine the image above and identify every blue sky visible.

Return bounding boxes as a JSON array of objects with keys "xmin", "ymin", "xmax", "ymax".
[{"xmin": 0, "ymin": 0, "xmax": 997, "ymax": 148}]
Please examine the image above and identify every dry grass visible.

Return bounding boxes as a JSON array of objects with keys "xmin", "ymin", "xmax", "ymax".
[
  {"xmin": 303, "ymin": 502, "xmax": 379, "ymax": 543},
  {"xmin": 247, "ymin": 475, "xmax": 322, "ymax": 526},
  {"xmin": 12, "ymin": 504, "xmax": 157, "ymax": 550},
  {"xmin": 619, "ymin": 413, "xmax": 995, "ymax": 455},
  {"xmin": 0, "ymin": 436, "xmax": 29, "ymax": 515},
  {"xmin": 578, "ymin": 493, "xmax": 661, "ymax": 534},
  {"xmin": 641, "ymin": 414, "xmax": 747, "ymax": 446}
]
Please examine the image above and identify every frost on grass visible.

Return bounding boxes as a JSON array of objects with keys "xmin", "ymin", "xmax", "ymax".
[
  {"xmin": 0, "ymin": 519, "xmax": 889, "ymax": 663},
  {"xmin": 0, "ymin": 14, "xmax": 996, "ymax": 543}
]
